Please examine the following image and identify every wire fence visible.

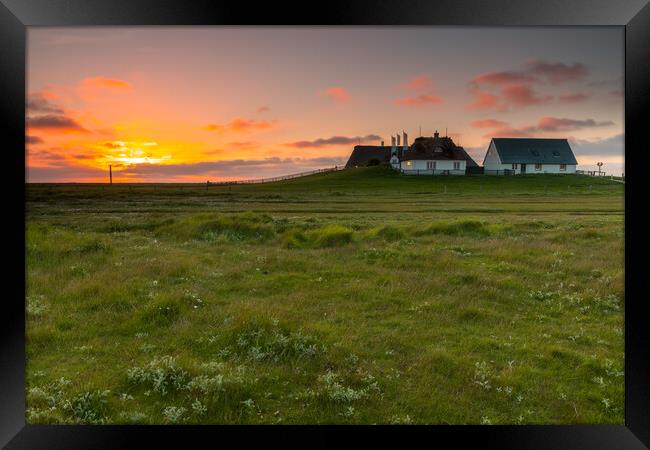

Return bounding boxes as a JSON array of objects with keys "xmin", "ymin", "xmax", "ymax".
[{"xmin": 207, "ymin": 166, "xmax": 345, "ymax": 186}]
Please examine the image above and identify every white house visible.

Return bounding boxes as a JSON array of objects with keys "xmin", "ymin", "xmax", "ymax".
[
  {"xmin": 395, "ymin": 131, "xmax": 473, "ymax": 175},
  {"xmin": 482, "ymin": 138, "xmax": 578, "ymax": 174}
]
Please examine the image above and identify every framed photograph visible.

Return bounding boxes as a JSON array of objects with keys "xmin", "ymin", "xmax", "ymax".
[{"xmin": 2, "ymin": 0, "xmax": 648, "ymax": 447}]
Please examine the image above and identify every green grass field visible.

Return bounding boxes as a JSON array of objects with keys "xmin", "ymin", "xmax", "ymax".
[{"xmin": 25, "ymin": 167, "xmax": 624, "ymax": 424}]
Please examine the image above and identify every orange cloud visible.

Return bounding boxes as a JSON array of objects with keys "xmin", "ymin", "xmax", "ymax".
[
  {"xmin": 319, "ymin": 87, "xmax": 351, "ymax": 104},
  {"xmin": 80, "ymin": 76, "xmax": 132, "ymax": 90},
  {"xmin": 402, "ymin": 75, "xmax": 432, "ymax": 90},
  {"xmin": 204, "ymin": 117, "xmax": 275, "ymax": 133},
  {"xmin": 395, "ymin": 94, "xmax": 443, "ymax": 107}
]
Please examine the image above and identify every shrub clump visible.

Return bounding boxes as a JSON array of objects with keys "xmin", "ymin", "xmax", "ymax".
[
  {"xmin": 126, "ymin": 356, "xmax": 191, "ymax": 396},
  {"xmin": 300, "ymin": 370, "xmax": 380, "ymax": 405},
  {"xmin": 418, "ymin": 219, "xmax": 491, "ymax": 237},
  {"xmin": 226, "ymin": 324, "xmax": 323, "ymax": 363},
  {"xmin": 281, "ymin": 228, "xmax": 309, "ymax": 249},
  {"xmin": 367, "ymin": 225, "xmax": 404, "ymax": 242},
  {"xmin": 198, "ymin": 212, "xmax": 275, "ymax": 243},
  {"xmin": 310, "ymin": 224, "xmax": 354, "ymax": 248},
  {"xmin": 281, "ymin": 224, "xmax": 355, "ymax": 249},
  {"xmin": 63, "ymin": 389, "xmax": 111, "ymax": 424}
]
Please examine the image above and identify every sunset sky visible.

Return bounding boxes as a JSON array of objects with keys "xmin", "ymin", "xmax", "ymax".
[{"xmin": 26, "ymin": 27, "xmax": 624, "ymax": 182}]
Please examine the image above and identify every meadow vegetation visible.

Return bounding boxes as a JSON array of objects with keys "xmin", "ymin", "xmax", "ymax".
[{"xmin": 25, "ymin": 167, "xmax": 624, "ymax": 424}]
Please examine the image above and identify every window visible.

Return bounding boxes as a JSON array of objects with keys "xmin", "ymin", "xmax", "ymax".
[
  {"xmin": 535, "ymin": 163, "xmax": 542, "ymax": 171},
  {"xmin": 560, "ymin": 164, "xmax": 567, "ymax": 171},
  {"xmin": 406, "ymin": 161, "xmax": 412, "ymax": 167},
  {"xmin": 453, "ymin": 161, "xmax": 461, "ymax": 170},
  {"xmin": 426, "ymin": 161, "xmax": 436, "ymax": 169},
  {"xmin": 512, "ymin": 163, "xmax": 518, "ymax": 170}
]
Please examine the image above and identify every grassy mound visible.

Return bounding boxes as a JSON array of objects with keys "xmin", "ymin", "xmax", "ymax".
[
  {"xmin": 156, "ymin": 212, "xmax": 276, "ymax": 243},
  {"xmin": 281, "ymin": 224, "xmax": 354, "ymax": 249}
]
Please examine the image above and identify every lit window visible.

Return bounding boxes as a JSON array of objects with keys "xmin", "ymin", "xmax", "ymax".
[
  {"xmin": 512, "ymin": 163, "xmax": 518, "ymax": 170},
  {"xmin": 560, "ymin": 164, "xmax": 567, "ymax": 171},
  {"xmin": 453, "ymin": 161, "xmax": 460, "ymax": 170},
  {"xmin": 535, "ymin": 163, "xmax": 542, "ymax": 171},
  {"xmin": 406, "ymin": 161, "xmax": 412, "ymax": 167}
]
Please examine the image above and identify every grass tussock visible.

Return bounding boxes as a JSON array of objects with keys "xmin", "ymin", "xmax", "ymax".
[
  {"xmin": 220, "ymin": 322, "xmax": 324, "ymax": 364},
  {"xmin": 367, "ymin": 225, "xmax": 404, "ymax": 242},
  {"xmin": 281, "ymin": 224, "xmax": 354, "ymax": 249},
  {"xmin": 416, "ymin": 219, "xmax": 504, "ymax": 237},
  {"xmin": 156, "ymin": 212, "xmax": 276, "ymax": 243}
]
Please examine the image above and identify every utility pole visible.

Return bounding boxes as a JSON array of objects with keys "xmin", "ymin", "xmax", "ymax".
[
  {"xmin": 109, "ymin": 165, "xmax": 112, "ymax": 185},
  {"xmin": 597, "ymin": 162, "xmax": 603, "ymax": 176}
]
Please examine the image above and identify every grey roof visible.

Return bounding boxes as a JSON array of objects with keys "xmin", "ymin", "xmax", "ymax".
[
  {"xmin": 345, "ymin": 145, "xmax": 399, "ymax": 168},
  {"xmin": 491, "ymin": 138, "xmax": 578, "ymax": 165},
  {"xmin": 456, "ymin": 147, "xmax": 479, "ymax": 168}
]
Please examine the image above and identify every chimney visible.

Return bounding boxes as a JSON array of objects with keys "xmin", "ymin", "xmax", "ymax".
[
  {"xmin": 391, "ymin": 135, "xmax": 396, "ymax": 155},
  {"xmin": 381, "ymin": 140, "xmax": 384, "ymax": 147},
  {"xmin": 396, "ymin": 134, "xmax": 401, "ymax": 146},
  {"xmin": 434, "ymin": 130, "xmax": 439, "ymax": 138},
  {"xmin": 402, "ymin": 131, "xmax": 408, "ymax": 150}
]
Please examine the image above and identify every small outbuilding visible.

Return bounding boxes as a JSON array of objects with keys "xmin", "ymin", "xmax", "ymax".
[{"xmin": 482, "ymin": 138, "xmax": 578, "ymax": 175}]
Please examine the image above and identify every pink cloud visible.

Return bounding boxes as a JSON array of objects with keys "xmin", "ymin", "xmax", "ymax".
[
  {"xmin": 474, "ymin": 116, "xmax": 614, "ymax": 138},
  {"xmin": 467, "ymin": 89, "xmax": 500, "ymax": 110},
  {"xmin": 395, "ymin": 94, "xmax": 443, "ymax": 107},
  {"xmin": 501, "ymin": 84, "xmax": 552, "ymax": 108},
  {"xmin": 558, "ymin": 93, "xmax": 590, "ymax": 103},
  {"xmin": 466, "ymin": 59, "xmax": 591, "ymax": 110},
  {"xmin": 319, "ymin": 87, "xmax": 351, "ymax": 104},
  {"xmin": 472, "ymin": 71, "xmax": 536, "ymax": 86},
  {"xmin": 402, "ymin": 75, "xmax": 433, "ymax": 90},
  {"xmin": 470, "ymin": 119, "xmax": 509, "ymax": 129},
  {"xmin": 525, "ymin": 59, "xmax": 589, "ymax": 84},
  {"xmin": 536, "ymin": 117, "xmax": 614, "ymax": 132}
]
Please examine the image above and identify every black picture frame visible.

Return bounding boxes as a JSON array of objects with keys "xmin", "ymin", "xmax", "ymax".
[{"xmin": 2, "ymin": 0, "xmax": 648, "ymax": 448}]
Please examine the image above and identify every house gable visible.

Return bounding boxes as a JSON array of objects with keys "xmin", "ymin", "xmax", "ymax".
[{"xmin": 482, "ymin": 140, "xmax": 502, "ymax": 167}]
